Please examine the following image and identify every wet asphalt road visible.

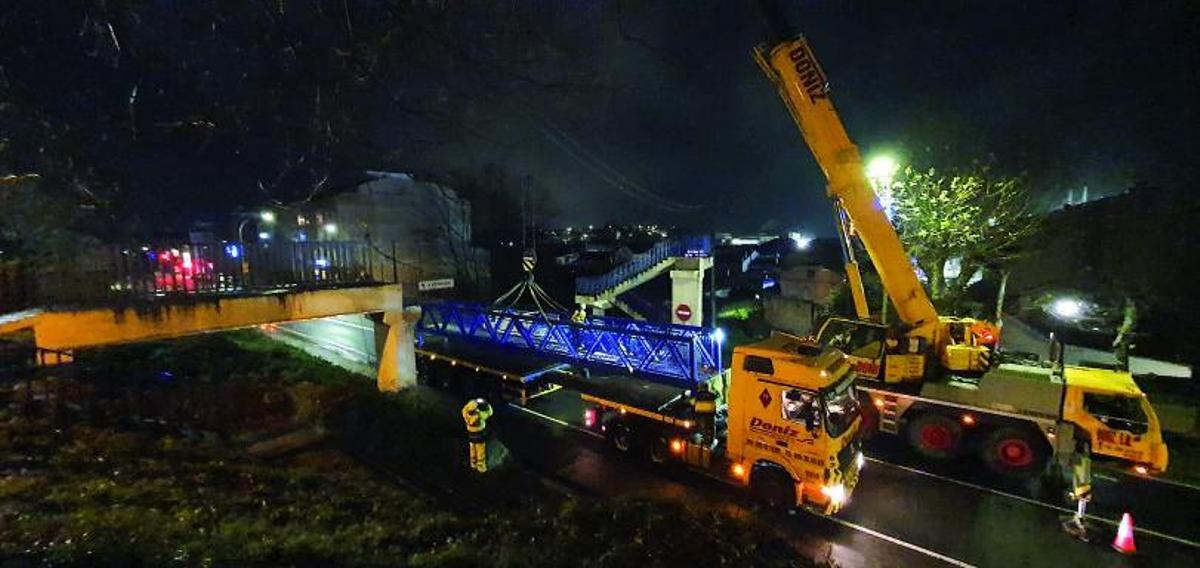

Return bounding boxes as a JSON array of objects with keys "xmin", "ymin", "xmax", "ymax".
[
  {"xmin": 274, "ymin": 317, "xmax": 1200, "ymax": 567},
  {"xmin": 512, "ymin": 386, "xmax": 1200, "ymax": 568}
]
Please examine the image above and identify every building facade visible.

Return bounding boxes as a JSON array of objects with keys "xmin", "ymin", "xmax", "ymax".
[{"xmin": 275, "ymin": 171, "xmax": 489, "ymax": 294}]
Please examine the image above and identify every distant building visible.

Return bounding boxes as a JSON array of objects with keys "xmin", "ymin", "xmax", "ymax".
[
  {"xmin": 275, "ymin": 171, "xmax": 489, "ymax": 293},
  {"xmin": 777, "ymin": 265, "xmax": 844, "ymax": 306}
]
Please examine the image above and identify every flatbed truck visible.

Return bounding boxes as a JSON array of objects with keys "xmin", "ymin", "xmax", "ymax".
[{"xmin": 417, "ymin": 331, "xmax": 865, "ymax": 514}]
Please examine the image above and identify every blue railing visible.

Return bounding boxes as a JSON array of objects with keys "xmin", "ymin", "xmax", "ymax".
[
  {"xmin": 416, "ymin": 301, "xmax": 721, "ymax": 388},
  {"xmin": 575, "ymin": 236, "xmax": 711, "ymax": 296}
]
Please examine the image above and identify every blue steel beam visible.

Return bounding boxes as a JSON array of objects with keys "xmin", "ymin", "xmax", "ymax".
[{"xmin": 416, "ymin": 302, "xmax": 721, "ymax": 388}]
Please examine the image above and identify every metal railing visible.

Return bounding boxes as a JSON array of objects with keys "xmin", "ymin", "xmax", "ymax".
[
  {"xmin": 0, "ymin": 241, "xmax": 390, "ymax": 312},
  {"xmin": 575, "ymin": 235, "xmax": 711, "ymax": 297}
]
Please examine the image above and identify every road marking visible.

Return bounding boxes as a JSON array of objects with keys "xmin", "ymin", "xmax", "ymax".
[
  {"xmin": 508, "ymin": 403, "xmax": 605, "ymax": 439},
  {"xmin": 868, "ymin": 457, "xmax": 1200, "ymax": 549},
  {"xmin": 1110, "ymin": 470, "xmax": 1200, "ymax": 493},
  {"xmin": 824, "ymin": 516, "xmax": 976, "ymax": 567},
  {"xmin": 510, "ymin": 403, "xmax": 973, "ymax": 567}
]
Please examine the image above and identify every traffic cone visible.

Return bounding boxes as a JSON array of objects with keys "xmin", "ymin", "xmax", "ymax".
[{"xmin": 1111, "ymin": 512, "xmax": 1136, "ymax": 554}]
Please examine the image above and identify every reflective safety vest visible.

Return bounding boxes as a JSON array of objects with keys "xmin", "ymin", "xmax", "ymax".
[
  {"xmin": 1071, "ymin": 452, "xmax": 1092, "ymax": 499},
  {"xmin": 462, "ymin": 399, "xmax": 493, "ymax": 435},
  {"xmin": 692, "ymin": 390, "xmax": 717, "ymax": 415}
]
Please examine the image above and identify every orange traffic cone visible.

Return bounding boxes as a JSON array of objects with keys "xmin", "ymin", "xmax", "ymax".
[{"xmin": 1112, "ymin": 512, "xmax": 1136, "ymax": 554}]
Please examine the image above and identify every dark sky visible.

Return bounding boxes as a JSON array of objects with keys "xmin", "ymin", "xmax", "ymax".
[
  {"xmin": 439, "ymin": 1, "xmax": 1198, "ymax": 235},
  {"xmin": 4, "ymin": 1, "xmax": 1196, "ymax": 238}
]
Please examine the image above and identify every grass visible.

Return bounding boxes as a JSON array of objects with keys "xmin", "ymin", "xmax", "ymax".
[{"xmin": 0, "ymin": 331, "xmax": 818, "ymax": 567}]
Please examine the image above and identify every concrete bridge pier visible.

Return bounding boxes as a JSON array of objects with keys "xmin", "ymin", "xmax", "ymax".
[
  {"xmin": 377, "ymin": 306, "xmax": 421, "ymax": 392},
  {"xmin": 670, "ymin": 257, "xmax": 713, "ymax": 326}
]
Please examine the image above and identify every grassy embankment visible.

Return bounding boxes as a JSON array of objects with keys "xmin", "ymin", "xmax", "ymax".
[{"xmin": 0, "ymin": 331, "xmax": 816, "ymax": 567}]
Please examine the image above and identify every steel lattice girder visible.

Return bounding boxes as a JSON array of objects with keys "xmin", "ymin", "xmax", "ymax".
[{"xmin": 416, "ymin": 302, "xmax": 721, "ymax": 387}]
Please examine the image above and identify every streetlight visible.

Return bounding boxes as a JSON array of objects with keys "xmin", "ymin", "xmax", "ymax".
[
  {"xmin": 789, "ymin": 231, "xmax": 813, "ymax": 250},
  {"xmin": 1050, "ymin": 297, "xmax": 1085, "ymax": 320},
  {"xmin": 866, "ymin": 155, "xmax": 899, "ymax": 185},
  {"xmin": 866, "ymin": 154, "xmax": 900, "ymax": 219}
]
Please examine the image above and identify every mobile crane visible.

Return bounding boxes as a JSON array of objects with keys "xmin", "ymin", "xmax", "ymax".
[{"xmin": 753, "ymin": 14, "xmax": 1168, "ymax": 479}]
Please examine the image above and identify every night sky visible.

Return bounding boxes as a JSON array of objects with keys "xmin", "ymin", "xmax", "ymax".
[
  {"xmin": 3, "ymin": 1, "xmax": 1196, "ymax": 236},
  {"xmin": 470, "ymin": 1, "xmax": 1199, "ymax": 234}
]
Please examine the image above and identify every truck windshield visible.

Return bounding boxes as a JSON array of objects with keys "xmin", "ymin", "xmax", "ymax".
[{"xmin": 822, "ymin": 374, "xmax": 860, "ymax": 438}]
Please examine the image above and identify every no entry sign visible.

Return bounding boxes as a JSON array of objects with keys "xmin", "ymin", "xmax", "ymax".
[{"xmin": 675, "ymin": 304, "xmax": 693, "ymax": 322}]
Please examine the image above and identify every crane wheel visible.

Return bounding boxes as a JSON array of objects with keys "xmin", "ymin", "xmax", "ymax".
[
  {"xmin": 906, "ymin": 412, "xmax": 962, "ymax": 460},
  {"xmin": 751, "ymin": 467, "xmax": 796, "ymax": 510},
  {"xmin": 980, "ymin": 426, "xmax": 1048, "ymax": 478}
]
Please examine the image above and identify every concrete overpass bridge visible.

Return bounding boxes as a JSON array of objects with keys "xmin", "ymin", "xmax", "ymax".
[{"xmin": 0, "ymin": 241, "xmax": 420, "ymax": 390}]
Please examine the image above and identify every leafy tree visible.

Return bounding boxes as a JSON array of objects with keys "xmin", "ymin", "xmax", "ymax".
[{"xmin": 888, "ymin": 164, "xmax": 1037, "ymax": 313}]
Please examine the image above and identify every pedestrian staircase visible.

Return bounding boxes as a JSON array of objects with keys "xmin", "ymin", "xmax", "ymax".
[
  {"xmin": 574, "ymin": 236, "xmax": 710, "ymax": 313},
  {"xmin": 610, "ymin": 291, "xmax": 667, "ymax": 322}
]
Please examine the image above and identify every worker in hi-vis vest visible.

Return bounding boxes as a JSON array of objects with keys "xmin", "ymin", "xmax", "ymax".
[
  {"xmin": 1063, "ymin": 440, "xmax": 1093, "ymax": 540},
  {"xmin": 462, "ymin": 398, "xmax": 494, "ymax": 473}
]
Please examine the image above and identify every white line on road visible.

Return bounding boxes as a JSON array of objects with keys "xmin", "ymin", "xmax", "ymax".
[
  {"xmin": 824, "ymin": 516, "xmax": 976, "ymax": 568},
  {"xmin": 868, "ymin": 457, "xmax": 1200, "ymax": 549},
  {"xmin": 1111, "ymin": 470, "xmax": 1200, "ymax": 493},
  {"xmin": 511, "ymin": 401, "xmax": 980, "ymax": 566}
]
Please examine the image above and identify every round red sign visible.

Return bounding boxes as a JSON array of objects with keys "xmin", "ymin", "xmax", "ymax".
[{"xmin": 675, "ymin": 304, "xmax": 692, "ymax": 322}]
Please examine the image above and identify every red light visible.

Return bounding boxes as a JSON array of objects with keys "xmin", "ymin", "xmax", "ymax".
[{"xmin": 584, "ymin": 408, "xmax": 597, "ymax": 428}]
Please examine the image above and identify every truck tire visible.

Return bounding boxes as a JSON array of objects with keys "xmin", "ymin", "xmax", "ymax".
[
  {"xmin": 607, "ymin": 421, "xmax": 634, "ymax": 453},
  {"xmin": 980, "ymin": 426, "xmax": 1048, "ymax": 478},
  {"xmin": 906, "ymin": 412, "xmax": 962, "ymax": 460},
  {"xmin": 751, "ymin": 467, "xmax": 796, "ymax": 510},
  {"xmin": 648, "ymin": 436, "xmax": 669, "ymax": 464}
]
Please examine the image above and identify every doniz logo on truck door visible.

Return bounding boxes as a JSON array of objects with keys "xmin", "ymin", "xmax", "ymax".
[
  {"xmin": 749, "ymin": 417, "xmax": 814, "ymax": 444},
  {"xmin": 1096, "ymin": 428, "xmax": 1145, "ymax": 460}
]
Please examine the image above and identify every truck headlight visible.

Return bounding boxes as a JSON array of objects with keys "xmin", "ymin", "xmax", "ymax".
[{"xmin": 821, "ymin": 483, "xmax": 846, "ymax": 506}]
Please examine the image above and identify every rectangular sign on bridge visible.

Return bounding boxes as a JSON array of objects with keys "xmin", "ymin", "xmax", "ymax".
[{"xmin": 418, "ymin": 278, "xmax": 455, "ymax": 292}]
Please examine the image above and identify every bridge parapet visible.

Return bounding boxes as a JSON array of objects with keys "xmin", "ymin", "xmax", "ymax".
[{"xmin": 1, "ymin": 241, "xmax": 389, "ymax": 314}]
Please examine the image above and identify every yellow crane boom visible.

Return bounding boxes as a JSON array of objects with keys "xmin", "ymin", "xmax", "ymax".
[{"xmin": 753, "ymin": 39, "xmax": 941, "ymax": 338}]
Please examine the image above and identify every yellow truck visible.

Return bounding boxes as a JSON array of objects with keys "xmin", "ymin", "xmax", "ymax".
[{"xmin": 754, "ymin": 15, "xmax": 1168, "ymax": 478}]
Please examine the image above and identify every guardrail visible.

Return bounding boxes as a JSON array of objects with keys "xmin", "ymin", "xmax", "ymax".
[
  {"xmin": 0, "ymin": 241, "xmax": 388, "ymax": 312},
  {"xmin": 575, "ymin": 235, "xmax": 711, "ymax": 296},
  {"xmin": 416, "ymin": 301, "xmax": 721, "ymax": 388}
]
